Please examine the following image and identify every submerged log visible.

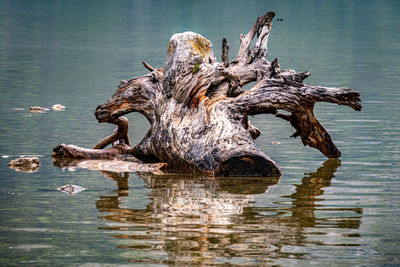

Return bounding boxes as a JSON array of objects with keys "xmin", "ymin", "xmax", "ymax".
[
  {"xmin": 53, "ymin": 156, "xmax": 167, "ymax": 174},
  {"xmin": 52, "ymin": 11, "xmax": 361, "ymax": 176}
]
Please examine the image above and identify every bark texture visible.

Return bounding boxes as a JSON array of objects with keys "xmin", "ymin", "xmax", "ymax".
[{"xmin": 53, "ymin": 11, "xmax": 362, "ymax": 176}]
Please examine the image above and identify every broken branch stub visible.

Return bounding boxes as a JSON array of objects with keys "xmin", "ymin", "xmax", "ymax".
[{"xmin": 53, "ymin": 11, "xmax": 361, "ymax": 176}]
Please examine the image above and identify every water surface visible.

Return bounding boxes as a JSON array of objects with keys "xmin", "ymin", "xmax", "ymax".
[{"xmin": 1, "ymin": 0, "xmax": 399, "ymax": 265}]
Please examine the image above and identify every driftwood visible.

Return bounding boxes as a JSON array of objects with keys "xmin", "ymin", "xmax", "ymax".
[
  {"xmin": 53, "ymin": 11, "xmax": 361, "ymax": 176},
  {"xmin": 53, "ymin": 156, "xmax": 167, "ymax": 174}
]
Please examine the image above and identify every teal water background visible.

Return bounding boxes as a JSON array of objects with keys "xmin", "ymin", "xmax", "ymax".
[{"xmin": 1, "ymin": 0, "xmax": 400, "ymax": 265}]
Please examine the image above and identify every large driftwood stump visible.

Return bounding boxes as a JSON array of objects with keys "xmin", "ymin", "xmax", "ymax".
[{"xmin": 53, "ymin": 11, "xmax": 361, "ymax": 176}]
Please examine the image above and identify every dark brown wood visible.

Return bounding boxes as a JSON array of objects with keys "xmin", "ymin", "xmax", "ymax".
[
  {"xmin": 93, "ymin": 116, "xmax": 130, "ymax": 149},
  {"xmin": 142, "ymin": 61, "xmax": 155, "ymax": 72},
  {"xmin": 221, "ymin": 37, "xmax": 229, "ymax": 67},
  {"xmin": 53, "ymin": 11, "xmax": 362, "ymax": 176}
]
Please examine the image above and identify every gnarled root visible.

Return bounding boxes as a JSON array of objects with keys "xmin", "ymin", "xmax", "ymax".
[{"xmin": 93, "ymin": 116, "xmax": 130, "ymax": 149}]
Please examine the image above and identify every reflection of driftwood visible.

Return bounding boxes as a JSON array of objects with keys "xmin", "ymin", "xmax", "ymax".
[
  {"xmin": 53, "ymin": 11, "xmax": 362, "ymax": 176},
  {"xmin": 284, "ymin": 159, "xmax": 362, "ymax": 227},
  {"xmin": 101, "ymin": 171, "xmax": 130, "ymax": 191},
  {"xmin": 93, "ymin": 159, "xmax": 362, "ymax": 264}
]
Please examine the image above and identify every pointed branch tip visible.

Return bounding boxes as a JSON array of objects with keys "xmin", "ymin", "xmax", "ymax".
[
  {"xmin": 142, "ymin": 61, "xmax": 154, "ymax": 72},
  {"xmin": 222, "ymin": 37, "xmax": 230, "ymax": 67}
]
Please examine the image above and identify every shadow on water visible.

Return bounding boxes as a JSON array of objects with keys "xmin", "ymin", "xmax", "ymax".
[{"xmin": 91, "ymin": 158, "xmax": 363, "ymax": 265}]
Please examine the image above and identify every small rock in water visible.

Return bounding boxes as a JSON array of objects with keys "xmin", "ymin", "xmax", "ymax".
[
  {"xmin": 8, "ymin": 157, "xmax": 40, "ymax": 173},
  {"xmin": 30, "ymin": 106, "xmax": 49, "ymax": 113},
  {"xmin": 52, "ymin": 104, "xmax": 65, "ymax": 111},
  {"xmin": 57, "ymin": 185, "xmax": 85, "ymax": 194},
  {"xmin": 272, "ymin": 141, "xmax": 281, "ymax": 145}
]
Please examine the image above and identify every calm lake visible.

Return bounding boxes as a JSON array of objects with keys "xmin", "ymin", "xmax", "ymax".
[{"xmin": 1, "ymin": 0, "xmax": 400, "ymax": 265}]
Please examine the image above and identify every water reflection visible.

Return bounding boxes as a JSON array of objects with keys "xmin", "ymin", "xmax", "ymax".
[
  {"xmin": 282, "ymin": 159, "xmax": 362, "ymax": 229},
  {"xmin": 96, "ymin": 159, "xmax": 362, "ymax": 265}
]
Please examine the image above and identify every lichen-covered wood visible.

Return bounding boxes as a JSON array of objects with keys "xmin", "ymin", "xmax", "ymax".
[{"xmin": 53, "ymin": 11, "xmax": 362, "ymax": 176}]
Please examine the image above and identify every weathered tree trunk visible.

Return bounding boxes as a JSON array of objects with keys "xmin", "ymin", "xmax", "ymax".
[{"xmin": 53, "ymin": 11, "xmax": 362, "ymax": 176}]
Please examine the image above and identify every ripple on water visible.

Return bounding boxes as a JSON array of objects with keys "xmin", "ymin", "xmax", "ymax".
[{"xmin": 9, "ymin": 244, "xmax": 52, "ymax": 251}]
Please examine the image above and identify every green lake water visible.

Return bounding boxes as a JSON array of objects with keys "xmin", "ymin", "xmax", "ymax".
[{"xmin": 1, "ymin": 0, "xmax": 399, "ymax": 265}]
